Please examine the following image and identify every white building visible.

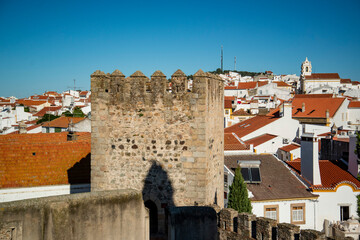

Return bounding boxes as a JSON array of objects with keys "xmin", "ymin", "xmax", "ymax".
[
  {"xmin": 287, "ymin": 133, "xmax": 360, "ymax": 231},
  {"xmin": 224, "ymin": 154, "xmax": 318, "ymax": 229}
]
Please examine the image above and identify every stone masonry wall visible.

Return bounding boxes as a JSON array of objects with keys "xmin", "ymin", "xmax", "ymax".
[
  {"xmin": 91, "ymin": 69, "xmax": 224, "ymax": 234},
  {"xmin": 0, "ymin": 190, "xmax": 149, "ymax": 240}
]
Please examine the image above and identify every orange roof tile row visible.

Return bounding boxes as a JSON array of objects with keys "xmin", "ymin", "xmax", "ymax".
[
  {"xmin": 244, "ymin": 133, "xmax": 277, "ymax": 147},
  {"xmin": 224, "ymin": 100, "xmax": 233, "ymax": 109},
  {"xmin": 17, "ymin": 99, "xmax": 47, "ymax": 106},
  {"xmin": 224, "ymin": 133, "xmax": 249, "ymax": 151},
  {"xmin": 305, "ymin": 73, "xmax": 340, "ymax": 80},
  {"xmin": 287, "ymin": 160, "xmax": 360, "ymax": 190},
  {"xmin": 340, "ymin": 79, "xmax": 352, "ymax": 84},
  {"xmin": 225, "ymin": 81, "xmax": 268, "ymax": 90},
  {"xmin": 232, "ymin": 109, "xmax": 252, "ymax": 116},
  {"xmin": 33, "ymin": 106, "xmax": 62, "ymax": 117},
  {"xmin": 42, "ymin": 116, "xmax": 85, "ymax": 128},
  {"xmin": 224, "ymin": 96, "xmax": 236, "ymax": 101},
  {"xmin": 225, "ymin": 114, "xmax": 279, "ymax": 139},
  {"xmin": 294, "ymin": 94, "xmax": 333, "ymax": 98},
  {"xmin": 279, "ymin": 143, "xmax": 300, "ymax": 152},
  {"xmin": 292, "ymin": 97, "xmax": 345, "ymax": 118},
  {"xmin": 273, "ymin": 81, "xmax": 292, "ymax": 87},
  {"xmin": 349, "ymin": 101, "xmax": 360, "ymax": 108},
  {"xmin": 0, "ymin": 132, "xmax": 91, "ymax": 188}
]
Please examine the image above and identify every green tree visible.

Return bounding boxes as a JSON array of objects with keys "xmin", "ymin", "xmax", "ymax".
[
  {"xmin": 355, "ymin": 131, "xmax": 360, "ymax": 159},
  {"xmin": 62, "ymin": 107, "xmax": 85, "ymax": 117},
  {"xmin": 228, "ymin": 167, "xmax": 252, "ymax": 213},
  {"xmin": 36, "ymin": 114, "xmax": 59, "ymax": 124},
  {"xmin": 357, "ymin": 194, "xmax": 360, "ymax": 218}
]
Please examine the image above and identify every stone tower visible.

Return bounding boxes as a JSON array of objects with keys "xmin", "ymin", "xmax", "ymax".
[
  {"xmin": 91, "ymin": 69, "xmax": 224, "ymax": 236},
  {"xmin": 301, "ymin": 57, "xmax": 312, "ymax": 77},
  {"xmin": 300, "ymin": 57, "xmax": 312, "ymax": 93}
]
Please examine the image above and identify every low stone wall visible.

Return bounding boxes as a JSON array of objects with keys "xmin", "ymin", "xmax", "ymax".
[
  {"xmin": 168, "ymin": 206, "xmax": 218, "ymax": 240},
  {"xmin": 218, "ymin": 208, "xmax": 331, "ymax": 240},
  {"xmin": 0, "ymin": 189, "xmax": 149, "ymax": 240}
]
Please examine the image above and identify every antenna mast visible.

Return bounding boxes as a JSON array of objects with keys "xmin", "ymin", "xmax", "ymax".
[
  {"xmin": 234, "ymin": 56, "xmax": 236, "ymax": 71},
  {"xmin": 221, "ymin": 45, "xmax": 223, "ymax": 72}
]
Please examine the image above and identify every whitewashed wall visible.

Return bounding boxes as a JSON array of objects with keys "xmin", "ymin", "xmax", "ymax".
[{"xmin": 0, "ymin": 184, "xmax": 90, "ymax": 202}]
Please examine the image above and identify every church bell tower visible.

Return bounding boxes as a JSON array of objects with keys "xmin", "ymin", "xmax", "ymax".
[{"xmin": 301, "ymin": 57, "xmax": 312, "ymax": 77}]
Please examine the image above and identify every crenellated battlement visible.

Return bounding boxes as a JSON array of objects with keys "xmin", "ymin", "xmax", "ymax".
[{"xmin": 91, "ymin": 69, "xmax": 223, "ymax": 109}]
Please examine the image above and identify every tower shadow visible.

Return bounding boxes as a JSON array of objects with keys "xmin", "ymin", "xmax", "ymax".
[
  {"xmin": 67, "ymin": 153, "xmax": 91, "ymax": 193},
  {"xmin": 142, "ymin": 160, "xmax": 174, "ymax": 240}
]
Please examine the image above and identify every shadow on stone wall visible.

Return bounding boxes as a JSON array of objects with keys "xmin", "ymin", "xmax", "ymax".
[
  {"xmin": 67, "ymin": 153, "xmax": 91, "ymax": 193},
  {"xmin": 142, "ymin": 160, "xmax": 174, "ymax": 239}
]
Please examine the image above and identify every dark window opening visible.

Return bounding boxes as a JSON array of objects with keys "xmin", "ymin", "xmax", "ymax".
[
  {"xmin": 340, "ymin": 206, "xmax": 349, "ymax": 221},
  {"xmin": 145, "ymin": 200, "xmax": 158, "ymax": 235}
]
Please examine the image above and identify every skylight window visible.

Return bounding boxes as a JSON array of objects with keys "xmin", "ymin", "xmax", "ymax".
[{"xmin": 237, "ymin": 160, "xmax": 261, "ymax": 183}]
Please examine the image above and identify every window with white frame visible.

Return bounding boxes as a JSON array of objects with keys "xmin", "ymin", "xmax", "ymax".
[
  {"xmin": 291, "ymin": 203, "xmax": 305, "ymax": 224},
  {"xmin": 264, "ymin": 205, "xmax": 278, "ymax": 221}
]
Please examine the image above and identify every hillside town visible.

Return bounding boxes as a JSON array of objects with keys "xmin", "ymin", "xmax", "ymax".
[{"xmin": 1, "ymin": 58, "xmax": 360, "ymax": 239}]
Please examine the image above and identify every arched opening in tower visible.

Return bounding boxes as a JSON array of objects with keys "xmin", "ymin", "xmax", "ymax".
[{"xmin": 145, "ymin": 200, "xmax": 158, "ymax": 236}]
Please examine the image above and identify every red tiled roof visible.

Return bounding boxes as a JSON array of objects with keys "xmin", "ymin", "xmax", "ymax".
[
  {"xmin": 244, "ymin": 133, "xmax": 277, "ymax": 147},
  {"xmin": 224, "ymin": 133, "xmax": 249, "ymax": 151},
  {"xmin": 224, "ymin": 100, "xmax": 233, "ymax": 109},
  {"xmin": 287, "ymin": 160, "xmax": 360, "ymax": 191},
  {"xmin": 352, "ymin": 81, "xmax": 360, "ymax": 85},
  {"xmin": 305, "ymin": 73, "xmax": 340, "ymax": 80},
  {"xmin": 44, "ymin": 91, "xmax": 60, "ymax": 96},
  {"xmin": 349, "ymin": 101, "xmax": 360, "ymax": 108},
  {"xmin": 33, "ymin": 106, "xmax": 62, "ymax": 117},
  {"xmin": 273, "ymin": 81, "xmax": 292, "ymax": 87},
  {"xmin": 341, "ymin": 79, "xmax": 352, "ymax": 84},
  {"xmin": 42, "ymin": 116, "xmax": 85, "ymax": 128},
  {"xmin": 30, "ymin": 95, "xmax": 49, "ymax": 100},
  {"xmin": 292, "ymin": 97, "xmax": 345, "ymax": 118},
  {"xmin": 232, "ymin": 109, "xmax": 252, "ymax": 116},
  {"xmin": 279, "ymin": 143, "xmax": 300, "ymax": 152},
  {"xmin": 224, "ymin": 96, "xmax": 236, "ymax": 101},
  {"xmin": 225, "ymin": 114, "xmax": 279, "ymax": 139},
  {"xmin": 0, "ymin": 132, "xmax": 91, "ymax": 188},
  {"xmin": 9, "ymin": 124, "xmax": 43, "ymax": 134},
  {"xmin": 79, "ymin": 91, "xmax": 89, "ymax": 95},
  {"xmin": 17, "ymin": 99, "xmax": 47, "ymax": 106},
  {"xmin": 225, "ymin": 81, "xmax": 268, "ymax": 90},
  {"xmin": 294, "ymin": 94, "xmax": 333, "ymax": 98}
]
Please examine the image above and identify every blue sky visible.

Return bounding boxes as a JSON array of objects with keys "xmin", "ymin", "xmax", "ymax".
[{"xmin": 0, "ymin": 0, "xmax": 359, "ymax": 98}]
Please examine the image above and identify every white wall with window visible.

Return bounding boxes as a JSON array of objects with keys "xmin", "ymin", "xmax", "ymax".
[
  {"xmin": 251, "ymin": 199, "xmax": 317, "ymax": 229},
  {"xmin": 314, "ymin": 185, "xmax": 360, "ymax": 231}
]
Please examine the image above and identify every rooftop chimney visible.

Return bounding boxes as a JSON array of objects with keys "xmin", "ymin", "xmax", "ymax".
[
  {"xmin": 301, "ymin": 133, "xmax": 322, "ymax": 185},
  {"xmin": 302, "ymin": 103, "xmax": 305, "ymax": 112},
  {"xmin": 281, "ymin": 102, "xmax": 292, "ymax": 119},
  {"xmin": 348, "ymin": 135, "xmax": 359, "ymax": 178},
  {"xmin": 19, "ymin": 122, "xmax": 27, "ymax": 134}
]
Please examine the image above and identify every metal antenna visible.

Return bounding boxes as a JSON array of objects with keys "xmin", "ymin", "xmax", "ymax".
[
  {"xmin": 221, "ymin": 45, "xmax": 223, "ymax": 72},
  {"xmin": 234, "ymin": 56, "xmax": 236, "ymax": 71}
]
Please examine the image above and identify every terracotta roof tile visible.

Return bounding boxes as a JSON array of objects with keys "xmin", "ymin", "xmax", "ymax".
[
  {"xmin": 224, "ymin": 133, "xmax": 249, "ymax": 151},
  {"xmin": 232, "ymin": 109, "xmax": 252, "ymax": 116},
  {"xmin": 349, "ymin": 101, "xmax": 360, "ymax": 108},
  {"xmin": 17, "ymin": 99, "xmax": 47, "ymax": 106},
  {"xmin": 273, "ymin": 81, "xmax": 292, "ymax": 87},
  {"xmin": 341, "ymin": 79, "xmax": 352, "ymax": 84},
  {"xmin": 305, "ymin": 73, "xmax": 340, "ymax": 80},
  {"xmin": 294, "ymin": 94, "xmax": 333, "ymax": 98},
  {"xmin": 224, "ymin": 96, "xmax": 236, "ymax": 101},
  {"xmin": 33, "ymin": 106, "xmax": 62, "ymax": 117},
  {"xmin": 0, "ymin": 132, "xmax": 91, "ymax": 188},
  {"xmin": 225, "ymin": 114, "xmax": 279, "ymax": 139},
  {"xmin": 244, "ymin": 133, "xmax": 277, "ymax": 147},
  {"xmin": 292, "ymin": 97, "xmax": 345, "ymax": 118},
  {"xmin": 42, "ymin": 116, "xmax": 85, "ymax": 128},
  {"xmin": 287, "ymin": 160, "xmax": 360, "ymax": 190},
  {"xmin": 224, "ymin": 100, "xmax": 233, "ymax": 109},
  {"xmin": 279, "ymin": 143, "xmax": 300, "ymax": 152}
]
